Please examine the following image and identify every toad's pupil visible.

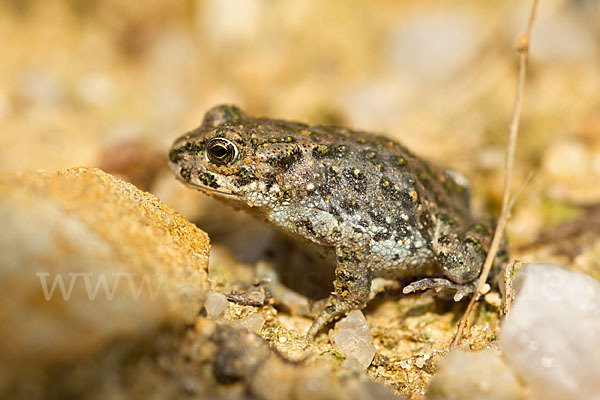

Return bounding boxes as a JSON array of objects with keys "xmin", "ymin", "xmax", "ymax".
[{"xmin": 212, "ymin": 145, "xmax": 227, "ymax": 158}]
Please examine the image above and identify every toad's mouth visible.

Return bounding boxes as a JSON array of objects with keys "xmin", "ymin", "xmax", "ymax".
[
  {"xmin": 175, "ymin": 175, "xmax": 243, "ymax": 200},
  {"xmin": 193, "ymin": 184, "xmax": 243, "ymax": 200},
  {"xmin": 169, "ymin": 162, "xmax": 243, "ymax": 201}
]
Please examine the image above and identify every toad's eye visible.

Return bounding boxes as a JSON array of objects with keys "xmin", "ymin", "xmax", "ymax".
[{"xmin": 206, "ymin": 138, "xmax": 238, "ymax": 165}]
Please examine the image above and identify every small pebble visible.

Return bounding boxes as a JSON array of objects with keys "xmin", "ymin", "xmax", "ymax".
[
  {"xmin": 542, "ymin": 139, "xmax": 588, "ymax": 181},
  {"xmin": 204, "ymin": 290, "xmax": 229, "ymax": 319},
  {"xmin": 76, "ymin": 72, "xmax": 116, "ymax": 107},
  {"xmin": 202, "ymin": 0, "xmax": 262, "ymax": 43},
  {"xmin": 230, "ymin": 313, "xmax": 265, "ymax": 334},
  {"xmin": 415, "ymin": 357, "xmax": 425, "ymax": 369},
  {"xmin": 484, "ymin": 292, "xmax": 502, "ymax": 307},
  {"xmin": 17, "ymin": 69, "xmax": 62, "ymax": 109},
  {"xmin": 331, "ymin": 310, "xmax": 376, "ymax": 370}
]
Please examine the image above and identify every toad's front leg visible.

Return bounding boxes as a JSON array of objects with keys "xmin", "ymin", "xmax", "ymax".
[
  {"xmin": 306, "ymin": 230, "xmax": 372, "ymax": 339},
  {"xmin": 271, "ymin": 207, "xmax": 373, "ymax": 339}
]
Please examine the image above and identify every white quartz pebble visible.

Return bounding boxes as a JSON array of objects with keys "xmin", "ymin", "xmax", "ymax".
[
  {"xmin": 331, "ymin": 310, "xmax": 376, "ymax": 370},
  {"xmin": 230, "ymin": 313, "xmax": 265, "ymax": 334},
  {"xmin": 204, "ymin": 290, "xmax": 229, "ymax": 319},
  {"xmin": 500, "ymin": 263, "xmax": 600, "ymax": 400}
]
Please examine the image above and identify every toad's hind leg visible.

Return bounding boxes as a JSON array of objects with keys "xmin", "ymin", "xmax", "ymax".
[
  {"xmin": 404, "ymin": 221, "xmax": 495, "ymax": 300},
  {"xmin": 306, "ymin": 228, "xmax": 372, "ymax": 339},
  {"xmin": 272, "ymin": 207, "xmax": 374, "ymax": 340},
  {"xmin": 403, "ymin": 278, "xmax": 477, "ymax": 301}
]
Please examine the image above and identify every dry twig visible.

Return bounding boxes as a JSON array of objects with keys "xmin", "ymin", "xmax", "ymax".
[{"xmin": 449, "ymin": 0, "xmax": 539, "ymax": 350}]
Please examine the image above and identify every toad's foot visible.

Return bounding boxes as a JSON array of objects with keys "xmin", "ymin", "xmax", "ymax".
[
  {"xmin": 403, "ymin": 278, "xmax": 488, "ymax": 301},
  {"xmin": 306, "ymin": 262, "xmax": 372, "ymax": 339}
]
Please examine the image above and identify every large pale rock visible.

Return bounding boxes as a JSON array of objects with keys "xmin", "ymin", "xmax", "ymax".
[
  {"xmin": 427, "ymin": 349, "xmax": 525, "ymax": 400},
  {"xmin": 500, "ymin": 263, "xmax": 600, "ymax": 400},
  {"xmin": 0, "ymin": 167, "xmax": 209, "ymax": 370}
]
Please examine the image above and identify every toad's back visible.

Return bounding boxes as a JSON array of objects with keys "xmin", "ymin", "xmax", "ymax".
[{"xmin": 267, "ymin": 120, "xmax": 479, "ymax": 277}]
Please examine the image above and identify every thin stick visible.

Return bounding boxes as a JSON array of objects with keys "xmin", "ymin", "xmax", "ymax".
[
  {"xmin": 450, "ymin": 0, "xmax": 539, "ymax": 350},
  {"xmin": 509, "ymin": 171, "xmax": 534, "ymax": 211}
]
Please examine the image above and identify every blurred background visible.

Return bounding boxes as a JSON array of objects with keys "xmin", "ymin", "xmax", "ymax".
[{"xmin": 0, "ymin": 0, "xmax": 599, "ymax": 269}]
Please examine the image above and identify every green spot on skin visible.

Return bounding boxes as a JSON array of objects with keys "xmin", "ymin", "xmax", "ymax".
[
  {"xmin": 464, "ymin": 237, "xmax": 482, "ymax": 249},
  {"xmin": 221, "ymin": 105, "xmax": 242, "ymax": 122},
  {"xmin": 440, "ymin": 214, "xmax": 457, "ymax": 226},
  {"xmin": 470, "ymin": 224, "xmax": 489, "ymax": 234},
  {"xmin": 236, "ymin": 168, "xmax": 258, "ymax": 186},
  {"xmin": 333, "ymin": 145, "xmax": 348, "ymax": 158},
  {"xmin": 183, "ymin": 141, "xmax": 204, "ymax": 154},
  {"xmin": 180, "ymin": 167, "xmax": 192, "ymax": 181},
  {"xmin": 169, "ymin": 149, "xmax": 182, "ymax": 163},
  {"xmin": 267, "ymin": 147, "xmax": 302, "ymax": 171},
  {"xmin": 364, "ymin": 151, "xmax": 377, "ymax": 160},
  {"xmin": 395, "ymin": 156, "xmax": 407, "ymax": 167},
  {"xmin": 313, "ymin": 145, "xmax": 331, "ymax": 158},
  {"xmin": 198, "ymin": 172, "xmax": 219, "ymax": 189}
]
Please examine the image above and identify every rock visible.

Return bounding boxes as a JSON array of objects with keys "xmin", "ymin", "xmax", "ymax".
[
  {"xmin": 76, "ymin": 72, "xmax": 116, "ymax": 107},
  {"xmin": 0, "ymin": 168, "xmax": 209, "ymax": 391},
  {"xmin": 230, "ymin": 313, "xmax": 265, "ymax": 334},
  {"xmin": 427, "ymin": 349, "xmax": 525, "ymax": 400},
  {"xmin": 500, "ymin": 263, "xmax": 600, "ymax": 400},
  {"xmin": 542, "ymin": 139, "xmax": 589, "ymax": 182},
  {"xmin": 16, "ymin": 69, "xmax": 63, "ymax": 110},
  {"xmin": 331, "ymin": 310, "xmax": 376, "ymax": 370},
  {"xmin": 204, "ymin": 290, "xmax": 229, "ymax": 319},
  {"xmin": 202, "ymin": 0, "xmax": 263, "ymax": 44}
]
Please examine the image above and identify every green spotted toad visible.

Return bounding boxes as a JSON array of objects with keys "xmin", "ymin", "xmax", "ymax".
[{"xmin": 169, "ymin": 105, "xmax": 504, "ymax": 338}]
